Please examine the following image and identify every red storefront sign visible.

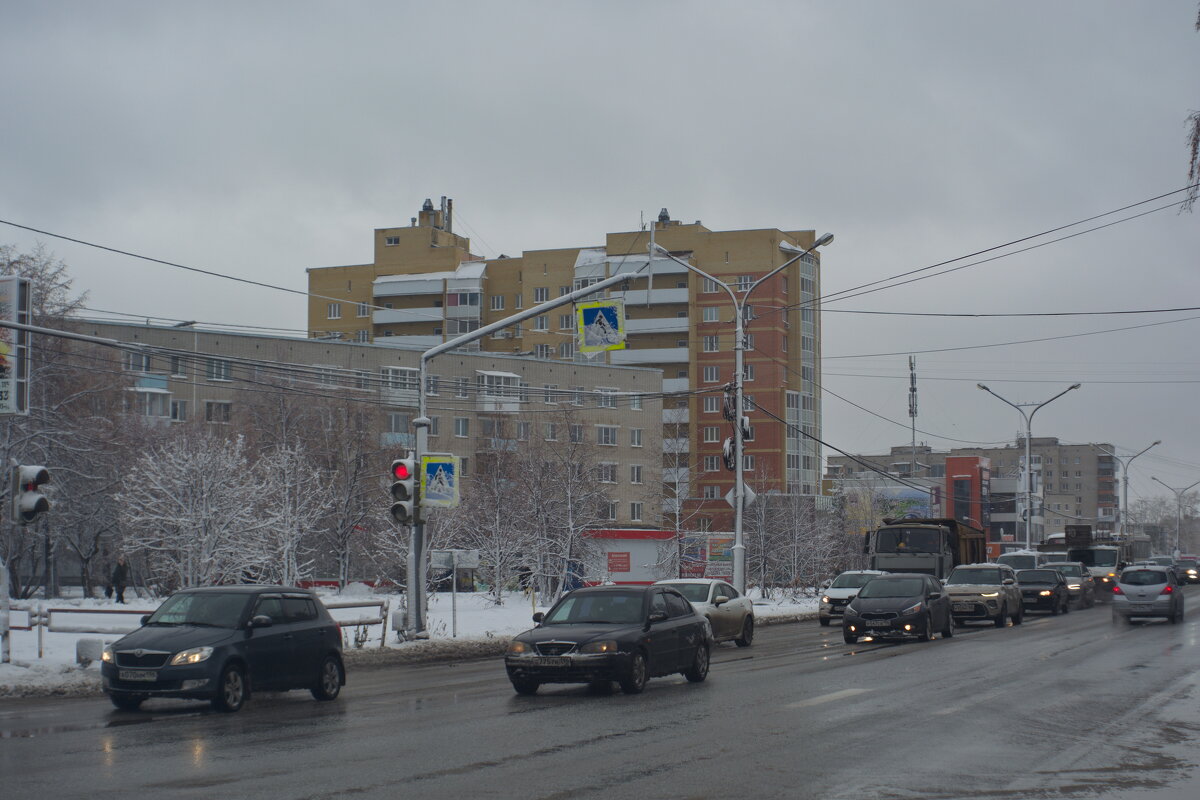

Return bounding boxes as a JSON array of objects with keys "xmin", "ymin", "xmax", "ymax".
[{"xmin": 607, "ymin": 552, "xmax": 631, "ymax": 573}]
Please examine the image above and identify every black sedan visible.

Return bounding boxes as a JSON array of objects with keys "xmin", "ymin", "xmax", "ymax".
[
  {"xmin": 842, "ymin": 573, "xmax": 953, "ymax": 644},
  {"xmin": 101, "ymin": 585, "xmax": 345, "ymax": 713},
  {"xmin": 1016, "ymin": 569, "xmax": 1071, "ymax": 615},
  {"xmin": 504, "ymin": 585, "xmax": 712, "ymax": 695}
]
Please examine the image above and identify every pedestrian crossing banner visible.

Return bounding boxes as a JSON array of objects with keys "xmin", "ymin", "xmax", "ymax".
[
  {"xmin": 576, "ymin": 299, "xmax": 626, "ymax": 353},
  {"xmin": 420, "ymin": 454, "xmax": 460, "ymax": 508}
]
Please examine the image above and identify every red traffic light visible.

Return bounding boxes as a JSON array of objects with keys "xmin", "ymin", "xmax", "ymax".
[{"xmin": 392, "ymin": 462, "xmax": 413, "ymax": 481}]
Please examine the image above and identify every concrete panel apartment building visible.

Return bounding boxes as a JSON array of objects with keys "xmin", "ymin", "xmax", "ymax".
[
  {"xmin": 305, "ymin": 198, "xmax": 829, "ymax": 531},
  {"xmin": 83, "ymin": 321, "xmax": 663, "ymax": 528},
  {"xmin": 824, "ymin": 438, "xmax": 1119, "ymax": 543}
]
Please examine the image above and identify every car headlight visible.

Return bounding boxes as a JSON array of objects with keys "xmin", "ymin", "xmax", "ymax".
[
  {"xmin": 1068, "ymin": 583, "xmax": 1080, "ymax": 590},
  {"xmin": 507, "ymin": 639, "xmax": 535, "ymax": 655},
  {"xmin": 980, "ymin": 592, "xmax": 1000, "ymax": 598},
  {"xmin": 820, "ymin": 595, "xmax": 831, "ymax": 604},
  {"xmin": 1188, "ymin": 569, "xmax": 1197, "ymax": 575},
  {"xmin": 900, "ymin": 602, "xmax": 923, "ymax": 616},
  {"xmin": 1038, "ymin": 590, "xmax": 1052, "ymax": 597},
  {"xmin": 579, "ymin": 640, "xmax": 618, "ymax": 654},
  {"xmin": 102, "ymin": 645, "xmax": 114, "ymax": 664},
  {"xmin": 169, "ymin": 646, "xmax": 213, "ymax": 666}
]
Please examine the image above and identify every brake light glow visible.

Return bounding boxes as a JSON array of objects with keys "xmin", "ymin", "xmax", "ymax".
[
  {"xmin": 1112, "ymin": 585, "xmax": 1123, "ymax": 595},
  {"xmin": 1161, "ymin": 585, "xmax": 1174, "ymax": 595}
]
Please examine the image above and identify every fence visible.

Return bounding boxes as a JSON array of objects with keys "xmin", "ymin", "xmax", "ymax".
[{"xmin": 1, "ymin": 598, "xmax": 392, "ymax": 662}]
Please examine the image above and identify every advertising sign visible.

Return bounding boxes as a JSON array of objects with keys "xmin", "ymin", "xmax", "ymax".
[
  {"xmin": 420, "ymin": 454, "xmax": 460, "ymax": 508},
  {"xmin": 0, "ymin": 276, "xmax": 30, "ymax": 415},
  {"xmin": 576, "ymin": 299, "xmax": 626, "ymax": 353},
  {"xmin": 704, "ymin": 534, "xmax": 734, "ymax": 578},
  {"xmin": 607, "ymin": 551, "xmax": 631, "ymax": 573}
]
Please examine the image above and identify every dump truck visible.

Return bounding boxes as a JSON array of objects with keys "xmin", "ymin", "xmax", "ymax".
[{"xmin": 864, "ymin": 517, "xmax": 987, "ymax": 579}]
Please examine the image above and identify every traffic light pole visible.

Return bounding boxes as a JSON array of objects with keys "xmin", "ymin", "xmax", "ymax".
[{"xmin": 403, "ymin": 260, "xmax": 656, "ymax": 637}]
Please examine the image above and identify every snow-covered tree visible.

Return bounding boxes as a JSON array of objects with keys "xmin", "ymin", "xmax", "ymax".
[{"xmin": 253, "ymin": 442, "xmax": 330, "ymax": 586}]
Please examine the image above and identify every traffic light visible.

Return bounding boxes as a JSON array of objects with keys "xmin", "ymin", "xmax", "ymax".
[
  {"xmin": 11, "ymin": 464, "xmax": 50, "ymax": 525},
  {"xmin": 390, "ymin": 457, "xmax": 419, "ymax": 525}
]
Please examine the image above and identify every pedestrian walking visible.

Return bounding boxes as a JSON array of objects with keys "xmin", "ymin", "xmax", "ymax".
[{"xmin": 111, "ymin": 554, "xmax": 130, "ymax": 604}]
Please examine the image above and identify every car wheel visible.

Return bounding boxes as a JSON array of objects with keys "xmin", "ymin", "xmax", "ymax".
[
  {"xmin": 1013, "ymin": 604, "xmax": 1024, "ymax": 625},
  {"xmin": 818, "ymin": 616, "xmax": 831, "ymax": 627},
  {"xmin": 311, "ymin": 655, "xmax": 343, "ymax": 701},
  {"xmin": 510, "ymin": 677, "xmax": 540, "ymax": 696},
  {"xmin": 918, "ymin": 613, "xmax": 933, "ymax": 642},
  {"xmin": 994, "ymin": 604, "xmax": 1007, "ymax": 628},
  {"xmin": 212, "ymin": 663, "xmax": 247, "ymax": 713},
  {"xmin": 953, "ymin": 616, "xmax": 966, "ymax": 628},
  {"xmin": 683, "ymin": 644, "xmax": 710, "ymax": 683},
  {"xmin": 734, "ymin": 617, "xmax": 754, "ymax": 647},
  {"xmin": 109, "ymin": 693, "xmax": 145, "ymax": 712},
  {"xmin": 941, "ymin": 613, "xmax": 954, "ymax": 639},
  {"xmin": 843, "ymin": 631, "xmax": 858, "ymax": 645},
  {"xmin": 619, "ymin": 652, "xmax": 648, "ymax": 695},
  {"xmin": 1051, "ymin": 600, "xmax": 1061, "ymax": 616}
]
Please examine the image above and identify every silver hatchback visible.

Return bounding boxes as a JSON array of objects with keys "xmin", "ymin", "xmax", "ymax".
[{"xmin": 1112, "ymin": 567, "xmax": 1184, "ymax": 624}]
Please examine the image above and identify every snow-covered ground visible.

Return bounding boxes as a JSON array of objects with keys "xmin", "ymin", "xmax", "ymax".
[{"xmin": 0, "ymin": 587, "xmax": 817, "ymax": 696}]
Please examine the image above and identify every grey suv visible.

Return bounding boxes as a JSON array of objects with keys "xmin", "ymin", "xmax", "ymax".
[{"xmin": 944, "ymin": 563, "xmax": 1024, "ymax": 627}]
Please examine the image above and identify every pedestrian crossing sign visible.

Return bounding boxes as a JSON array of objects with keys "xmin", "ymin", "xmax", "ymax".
[
  {"xmin": 576, "ymin": 299, "xmax": 626, "ymax": 353},
  {"xmin": 420, "ymin": 454, "xmax": 460, "ymax": 508}
]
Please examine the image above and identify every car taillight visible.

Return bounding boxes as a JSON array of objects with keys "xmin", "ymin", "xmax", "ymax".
[
  {"xmin": 1112, "ymin": 585, "xmax": 1123, "ymax": 594},
  {"xmin": 1161, "ymin": 585, "xmax": 1174, "ymax": 595}
]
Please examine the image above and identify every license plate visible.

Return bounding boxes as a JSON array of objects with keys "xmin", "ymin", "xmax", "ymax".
[
  {"xmin": 953, "ymin": 603, "xmax": 973, "ymax": 612},
  {"xmin": 866, "ymin": 620, "xmax": 891, "ymax": 628},
  {"xmin": 1130, "ymin": 603, "xmax": 1152, "ymax": 609},
  {"xmin": 119, "ymin": 670, "xmax": 157, "ymax": 682},
  {"xmin": 533, "ymin": 657, "xmax": 571, "ymax": 667}
]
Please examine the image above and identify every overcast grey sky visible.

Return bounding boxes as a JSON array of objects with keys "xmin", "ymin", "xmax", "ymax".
[{"xmin": 2, "ymin": 1, "xmax": 1198, "ymax": 505}]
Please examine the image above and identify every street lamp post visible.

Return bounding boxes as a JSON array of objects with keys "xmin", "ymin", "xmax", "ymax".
[
  {"xmin": 652, "ymin": 233, "xmax": 834, "ymax": 594},
  {"xmin": 977, "ymin": 383, "xmax": 1081, "ymax": 549},
  {"xmin": 1092, "ymin": 441, "xmax": 1160, "ymax": 541},
  {"xmin": 1150, "ymin": 476, "xmax": 1200, "ymax": 557}
]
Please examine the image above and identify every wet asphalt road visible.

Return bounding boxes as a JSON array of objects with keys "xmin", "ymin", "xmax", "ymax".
[{"xmin": 3, "ymin": 590, "xmax": 1200, "ymax": 800}]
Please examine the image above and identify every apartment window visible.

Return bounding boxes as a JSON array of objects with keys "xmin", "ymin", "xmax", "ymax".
[
  {"xmin": 630, "ymin": 465, "xmax": 643, "ymax": 484},
  {"xmin": 354, "ymin": 370, "xmax": 371, "ymax": 390},
  {"xmin": 205, "ymin": 401, "xmax": 232, "ymax": 423},
  {"xmin": 743, "ymin": 364, "xmax": 756, "ymax": 382},
  {"xmin": 535, "ymin": 344, "xmax": 553, "ymax": 359},
  {"xmin": 597, "ymin": 463, "xmax": 617, "ymax": 483},
  {"xmin": 704, "ymin": 396, "xmax": 720, "ymax": 413},
  {"xmin": 570, "ymin": 386, "xmax": 585, "ymax": 406},
  {"xmin": 630, "ymin": 428, "xmax": 643, "ymax": 447},
  {"xmin": 385, "ymin": 236, "xmax": 400, "ymax": 246},
  {"xmin": 604, "ymin": 502, "xmax": 618, "ymax": 522},
  {"xmin": 703, "ymin": 485, "xmax": 720, "ymax": 499},
  {"xmin": 123, "ymin": 352, "xmax": 152, "ymax": 372},
  {"xmin": 170, "ymin": 400, "xmax": 187, "ymax": 422},
  {"xmin": 169, "ymin": 356, "xmax": 185, "ymax": 377},
  {"xmin": 206, "ymin": 359, "xmax": 232, "ymax": 381},
  {"xmin": 425, "ymin": 375, "xmax": 440, "ymax": 395},
  {"xmin": 534, "ymin": 315, "xmax": 548, "ymax": 331},
  {"xmin": 704, "ymin": 455, "xmax": 720, "ymax": 472},
  {"xmin": 743, "ymin": 454, "xmax": 755, "ymax": 471},
  {"xmin": 736, "ymin": 275, "xmax": 753, "ymax": 291},
  {"xmin": 802, "ymin": 335, "xmax": 814, "ymax": 352},
  {"xmin": 429, "ymin": 416, "xmax": 440, "ymax": 436},
  {"xmin": 490, "ymin": 295, "xmax": 505, "ymax": 311},
  {"xmin": 630, "ymin": 502, "xmax": 643, "ymax": 522},
  {"xmin": 703, "ymin": 426, "xmax": 720, "ymax": 443},
  {"xmin": 703, "ymin": 307, "xmax": 720, "ymax": 323},
  {"xmin": 544, "ymin": 423, "xmax": 558, "ymax": 441},
  {"xmin": 570, "ymin": 424, "xmax": 584, "ymax": 443},
  {"xmin": 514, "ymin": 293, "xmax": 523, "ymax": 309},
  {"xmin": 629, "ymin": 395, "xmax": 642, "ymax": 411},
  {"xmin": 703, "ymin": 278, "xmax": 719, "ymax": 294},
  {"xmin": 534, "ymin": 287, "xmax": 549, "ymax": 303},
  {"xmin": 357, "ymin": 302, "xmax": 370, "ymax": 318},
  {"xmin": 703, "ymin": 335, "xmax": 720, "ymax": 353},
  {"xmin": 454, "ymin": 417, "xmax": 469, "ymax": 438},
  {"xmin": 382, "ymin": 367, "xmax": 419, "ymax": 391},
  {"xmin": 559, "ymin": 314, "xmax": 575, "ymax": 329},
  {"xmin": 597, "ymin": 425, "xmax": 618, "ymax": 446},
  {"xmin": 744, "ymin": 333, "xmax": 754, "ymax": 350},
  {"xmin": 454, "ymin": 377, "xmax": 469, "ymax": 398},
  {"xmin": 355, "ymin": 330, "xmax": 369, "ymax": 343},
  {"xmin": 559, "ymin": 285, "xmax": 571, "ymax": 297},
  {"xmin": 327, "ymin": 303, "xmax": 342, "ymax": 320},
  {"xmin": 1075, "ymin": 471, "xmax": 1082, "ymax": 478},
  {"xmin": 517, "ymin": 421, "xmax": 531, "ymax": 440},
  {"xmin": 559, "ymin": 342, "xmax": 574, "ymax": 359},
  {"xmin": 703, "ymin": 366, "xmax": 719, "ymax": 383},
  {"xmin": 543, "ymin": 384, "xmax": 558, "ymax": 404},
  {"xmin": 744, "ymin": 425, "xmax": 755, "ymax": 442},
  {"xmin": 598, "ymin": 388, "xmax": 617, "ymax": 408},
  {"xmin": 388, "ymin": 412, "xmax": 411, "ymax": 434}
]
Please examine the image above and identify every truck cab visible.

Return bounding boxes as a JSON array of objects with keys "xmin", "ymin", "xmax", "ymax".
[
  {"xmin": 1067, "ymin": 545, "xmax": 1122, "ymax": 594},
  {"xmin": 866, "ymin": 518, "xmax": 986, "ymax": 579}
]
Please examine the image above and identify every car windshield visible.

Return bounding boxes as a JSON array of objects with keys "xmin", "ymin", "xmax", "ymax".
[
  {"xmin": 664, "ymin": 584, "xmax": 710, "ymax": 602},
  {"xmin": 997, "ymin": 554, "xmax": 1038, "ymax": 570},
  {"xmin": 831, "ymin": 573, "xmax": 877, "ymax": 589},
  {"xmin": 1176, "ymin": 559, "xmax": 1198, "ymax": 568},
  {"xmin": 946, "ymin": 568, "xmax": 1001, "ymax": 585},
  {"xmin": 1045, "ymin": 564, "xmax": 1082, "ymax": 577},
  {"xmin": 1148, "ymin": 557, "xmax": 1175, "ymax": 566},
  {"xmin": 858, "ymin": 578, "xmax": 925, "ymax": 598},
  {"xmin": 147, "ymin": 592, "xmax": 252, "ymax": 628},
  {"xmin": 1120, "ymin": 570, "xmax": 1168, "ymax": 586},
  {"xmin": 1069, "ymin": 548, "xmax": 1118, "ymax": 567},
  {"xmin": 1017, "ymin": 570, "xmax": 1060, "ymax": 584},
  {"xmin": 874, "ymin": 528, "xmax": 942, "ymax": 553},
  {"xmin": 544, "ymin": 591, "xmax": 644, "ymax": 624}
]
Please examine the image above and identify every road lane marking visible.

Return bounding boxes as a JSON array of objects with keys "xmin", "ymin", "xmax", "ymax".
[{"xmin": 785, "ymin": 688, "xmax": 870, "ymax": 709}]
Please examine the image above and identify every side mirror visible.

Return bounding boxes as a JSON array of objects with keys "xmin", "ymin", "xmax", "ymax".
[
  {"xmin": 532, "ymin": 612, "xmax": 544, "ymax": 624},
  {"xmin": 1002, "ymin": 578, "xmax": 1015, "ymax": 586},
  {"xmin": 648, "ymin": 610, "xmax": 668, "ymax": 624},
  {"xmin": 713, "ymin": 595, "xmax": 729, "ymax": 606},
  {"xmin": 140, "ymin": 614, "xmax": 151, "ymax": 626},
  {"xmin": 927, "ymin": 592, "xmax": 941, "ymax": 601},
  {"xmin": 819, "ymin": 579, "xmax": 833, "ymax": 590},
  {"xmin": 249, "ymin": 614, "xmax": 273, "ymax": 629}
]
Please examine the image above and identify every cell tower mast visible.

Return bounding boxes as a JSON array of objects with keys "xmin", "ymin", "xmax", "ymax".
[{"xmin": 909, "ymin": 356, "xmax": 918, "ymax": 475}]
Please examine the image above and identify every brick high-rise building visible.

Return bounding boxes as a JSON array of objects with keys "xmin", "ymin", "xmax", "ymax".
[{"xmin": 307, "ymin": 199, "xmax": 828, "ymax": 530}]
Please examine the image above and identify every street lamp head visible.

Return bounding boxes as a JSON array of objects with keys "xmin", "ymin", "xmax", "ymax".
[
  {"xmin": 815, "ymin": 232, "xmax": 835, "ymax": 247},
  {"xmin": 1069, "ymin": 383, "xmax": 1082, "ymax": 390},
  {"xmin": 976, "ymin": 383, "xmax": 989, "ymax": 391},
  {"xmin": 1153, "ymin": 439, "xmax": 1163, "ymax": 446}
]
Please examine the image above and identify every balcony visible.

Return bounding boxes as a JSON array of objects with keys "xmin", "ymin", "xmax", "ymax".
[
  {"xmin": 374, "ymin": 307, "xmax": 444, "ymax": 325},
  {"xmin": 614, "ymin": 288, "xmax": 689, "ymax": 306},
  {"xmin": 626, "ymin": 317, "xmax": 689, "ymax": 334},
  {"xmin": 663, "ymin": 437, "xmax": 690, "ymax": 454},
  {"xmin": 663, "ymin": 407, "xmax": 689, "ymax": 425},
  {"xmin": 609, "ymin": 347, "xmax": 689, "ymax": 366},
  {"xmin": 662, "ymin": 377, "xmax": 690, "ymax": 393}
]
